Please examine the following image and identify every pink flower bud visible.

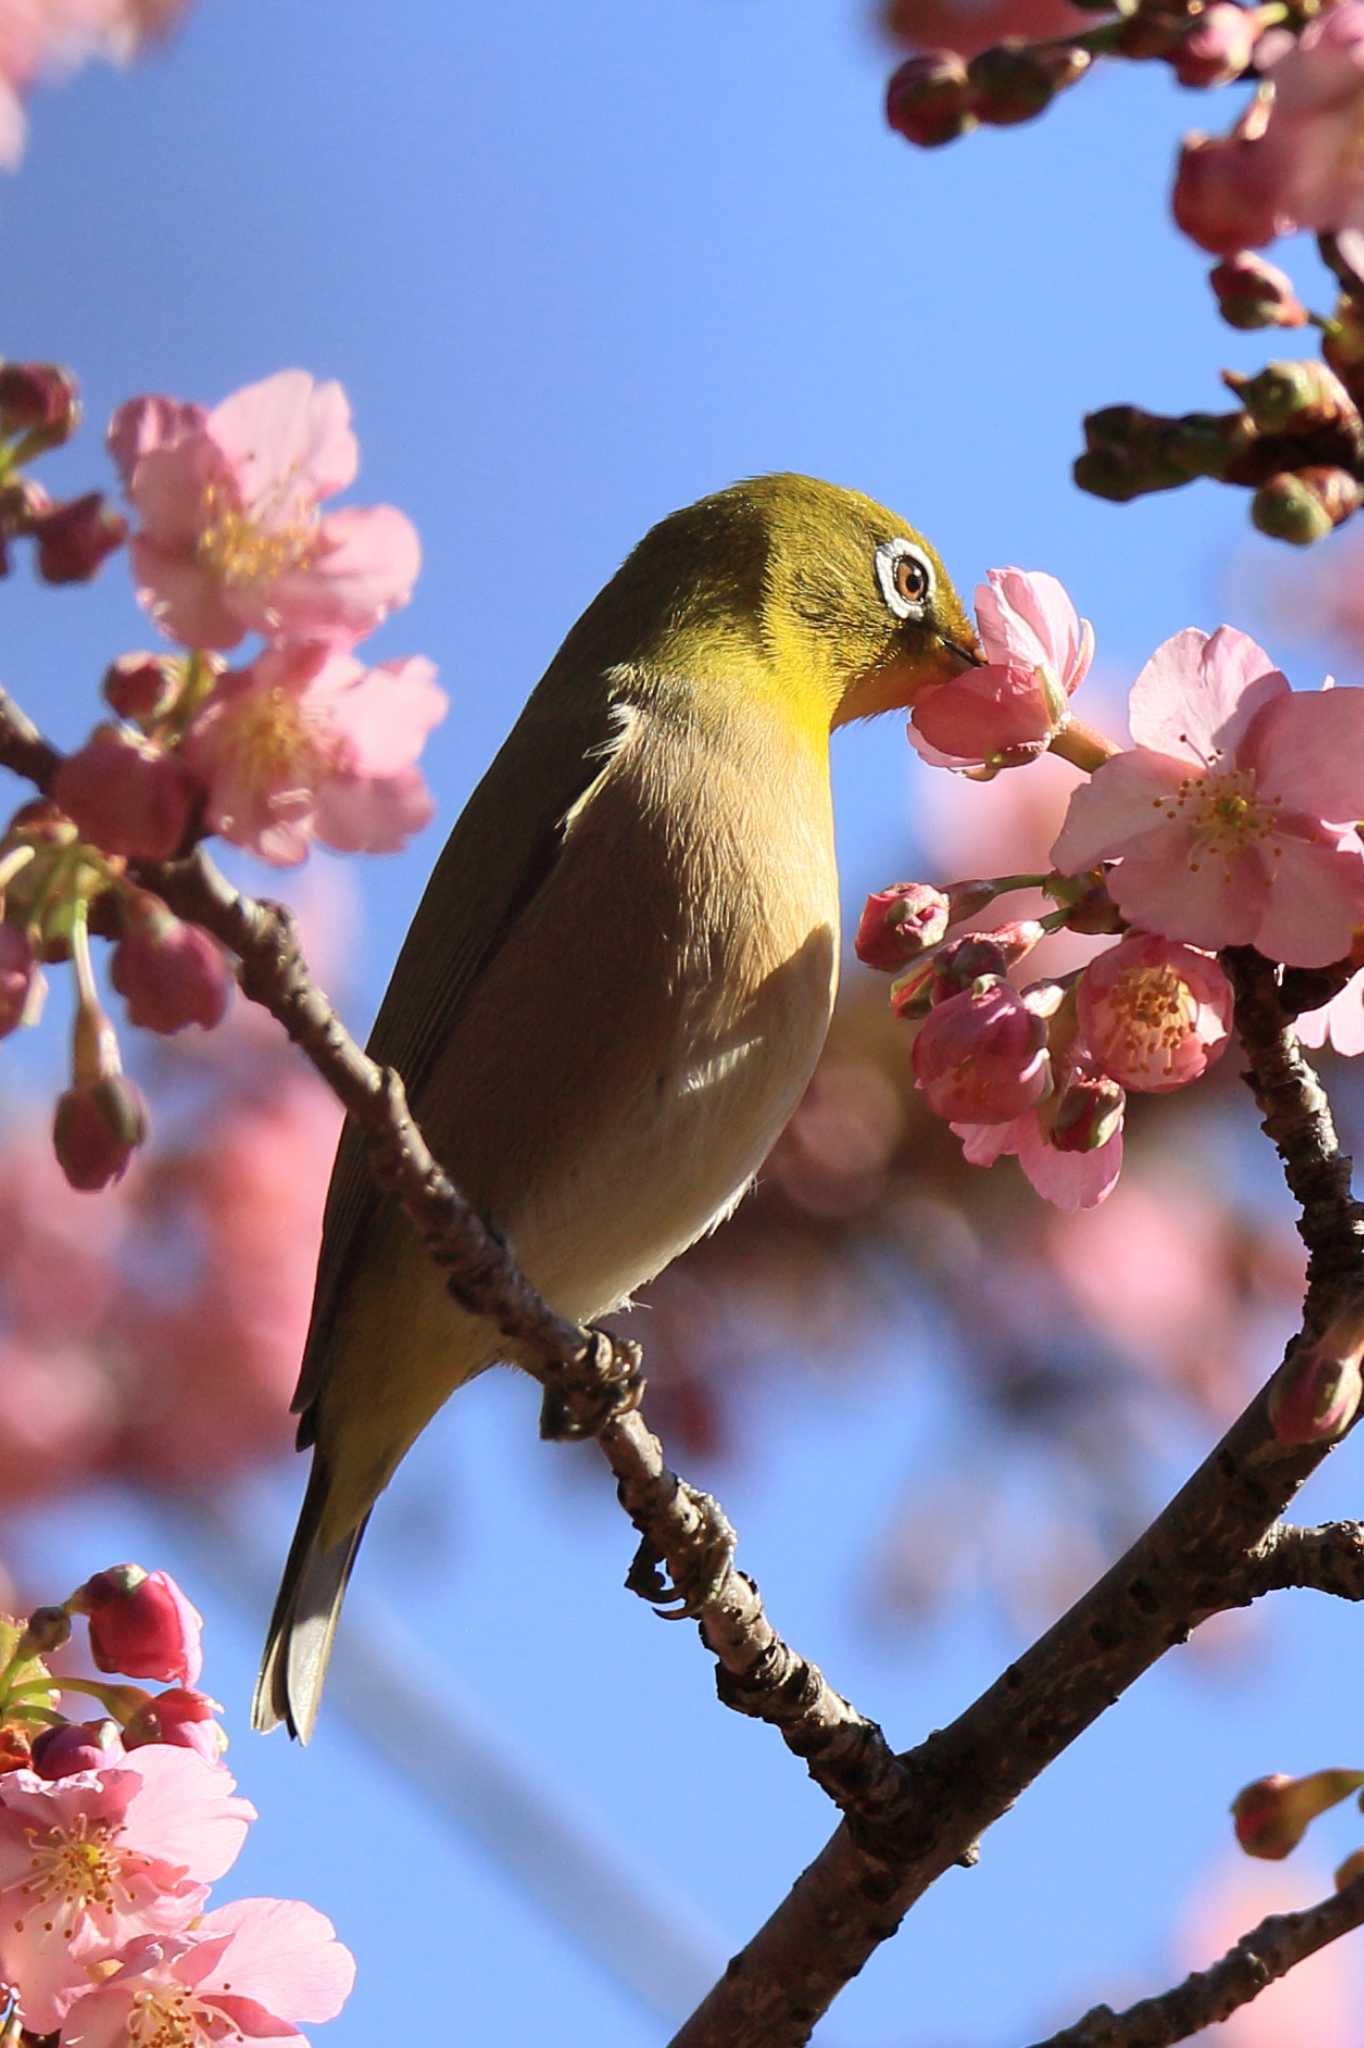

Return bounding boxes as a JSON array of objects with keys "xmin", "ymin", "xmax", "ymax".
[
  {"xmin": 890, "ymin": 955, "xmax": 939, "ymax": 1019},
  {"xmin": 30, "ymin": 1718, "xmax": 127, "ymax": 1780},
  {"xmin": 1078, "ymin": 934, "xmax": 1233, "ymax": 1093},
  {"xmin": 1172, "ymin": 4, "xmax": 1260, "ymax": 88},
  {"xmin": 886, "ymin": 52, "xmax": 976, "ymax": 147},
  {"xmin": 71, "ymin": 1565, "xmax": 204, "ymax": 1684},
  {"xmin": 53, "ymin": 1073, "xmax": 149, "ymax": 1190},
  {"xmin": 855, "ymin": 883, "xmax": 951, "ymax": 971},
  {"xmin": 1173, "ymin": 131, "xmax": 1279, "ymax": 256},
  {"xmin": 1233, "ymin": 1769, "xmax": 1364, "ymax": 1858},
  {"xmin": 1269, "ymin": 1332, "xmax": 1364, "ymax": 1445},
  {"xmin": 125, "ymin": 1686, "xmax": 227, "ymax": 1762},
  {"xmin": 933, "ymin": 920, "xmax": 1046, "ymax": 996},
  {"xmin": 967, "ymin": 42, "xmax": 1090, "ymax": 127},
  {"xmin": 31, "ymin": 492, "xmax": 128, "ymax": 584},
  {"xmin": 0, "ymin": 362, "xmax": 80, "ymax": 447},
  {"xmin": 1047, "ymin": 1068, "xmax": 1126, "ymax": 1153},
  {"xmin": 102, "ymin": 652, "xmax": 178, "ymax": 725},
  {"xmin": 112, "ymin": 897, "xmax": 230, "ymax": 1034},
  {"xmin": 53, "ymin": 723, "xmax": 196, "ymax": 860},
  {"xmin": 1210, "ymin": 252, "xmax": 1307, "ymax": 330},
  {"xmin": 0, "ymin": 925, "xmax": 39, "ymax": 1037},
  {"xmin": 912, "ymin": 977, "xmax": 1051, "ymax": 1122}
]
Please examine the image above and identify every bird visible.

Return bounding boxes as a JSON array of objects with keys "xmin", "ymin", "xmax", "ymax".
[{"xmin": 253, "ymin": 472, "xmax": 979, "ymax": 1740}]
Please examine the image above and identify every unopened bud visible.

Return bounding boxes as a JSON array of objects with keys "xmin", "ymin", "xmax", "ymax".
[
  {"xmin": 855, "ymin": 883, "xmax": 951, "ymax": 971},
  {"xmin": 1047, "ymin": 1069, "xmax": 1126, "ymax": 1152},
  {"xmin": 52, "ymin": 723, "xmax": 196, "ymax": 860},
  {"xmin": 16, "ymin": 1606, "xmax": 71, "ymax": 1657},
  {"xmin": 1044, "ymin": 871, "xmax": 1123, "ymax": 934},
  {"xmin": 935, "ymin": 920, "xmax": 1044, "ymax": 992},
  {"xmin": 53, "ymin": 1073, "xmax": 148, "ymax": 1191},
  {"xmin": 31, "ymin": 493, "xmax": 128, "ymax": 585},
  {"xmin": 102, "ymin": 652, "xmax": 178, "ymax": 726},
  {"xmin": 967, "ymin": 41, "xmax": 1090, "ymax": 126},
  {"xmin": 1324, "ymin": 294, "xmax": 1364, "ymax": 387},
  {"xmin": 1252, "ymin": 467, "xmax": 1363, "ymax": 545},
  {"xmin": 0, "ymin": 361, "xmax": 80, "ymax": 451},
  {"xmin": 885, "ymin": 52, "xmax": 976, "ymax": 147},
  {"xmin": 890, "ymin": 955, "xmax": 939, "ymax": 1019},
  {"xmin": 1173, "ymin": 129, "xmax": 1279, "ymax": 257},
  {"xmin": 1233, "ymin": 1769, "xmax": 1364, "ymax": 1859},
  {"xmin": 1269, "ymin": 1318, "xmax": 1364, "ymax": 1444},
  {"xmin": 1172, "ymin": 3, "xmax": 1259, "ymax": 87},
  {"xmin": 1225, "ymin": 358, "xmax": 1357, "ymax": 433},
  {"xmin": 1210, "ymin": 252, "xmax": 1308, "ymax": 331},
  {"xmin": 112, "ymin": 894, "xmax": 230, "ymax": 1034}
]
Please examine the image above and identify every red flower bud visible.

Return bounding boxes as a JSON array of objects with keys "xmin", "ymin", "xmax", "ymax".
[
  {"xmin": 1173, "ymin": 131, "xmax": 1279, "ymax": 257},
  {"xmin": 890, "ymin": 955, "xmax": 939, "ymax": 1019},
  {"xmin": 125, "ymin": 1686, "xmax": 227, "ymax": 1762},
  {"xmin": 855, "ymin": 882, "xmax": 951, "ymax": 971},
  {"xmin": 1047, "ymin": 1069, "xmax": 1126, "ymax": 1153},
  {"xmin": 1233, "ymin": 1769, "xmax": 1364, "ymax": 1859},
  {"xmin": 912, "ymin": 977, "xmax": 1051, "ymax": 1122},
  {"xmin": 53, "ymin": 1074, "xmax": 148, "ymax": 1190},
  {"xmin": 0, "ymin": 361, "xmax": 80, "ymax": 448},
  {"xmin": 1210, "ymin": 252, "xmax": 1308, "ymax": 331},
  {"xmin": 102, "ymin": 652, "xmax": 178, "ymax": 726},
  {"xmin": 30, "ymin": 1718, "xmax": 126, "ymax": 1780},
  {"xmin": 1171, "ymin": 4, "xmax": 1259, "ymax": 88},
  {"xmin": 71, "ymin": 1565, "xmax": 204, "ymax": 1684},
  {"xmin": 1269, "ymin": 1318, "xmax": 1364, "ymax": 1444},
  {"xmin": 31, "ymin": 492, "xmax": 128, "ymax": 585},
  {"xmin": 112, "ymin": 897, "xmax": 230, "ymax": 1034},
  {"xmin": 53, "ymin": 723, "xmax": 196, "ymax": 860},
  {"xmin": 886, "ymin": 52, "xmax": 976, "ymax": 147}
]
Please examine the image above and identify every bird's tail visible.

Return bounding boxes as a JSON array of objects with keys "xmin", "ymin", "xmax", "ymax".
[{"xmin": 251, "ymin": 1457, "xmax": 369, "ymax": 1743}]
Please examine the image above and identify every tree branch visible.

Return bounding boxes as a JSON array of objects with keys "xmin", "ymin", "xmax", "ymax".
[
  {"xmin": 666, "ymin": 954, "xmax": 1364, "ymax": 2048},
  {"xmin": 1023, "ymin": 1873, "xmax": 1364, "ymax": 2048},
  {"xmin": 0, "ymin": 685, "xmax": 907, "ymax": 1821},
  {"xmin": 1225, "ymin": 1519, "xmax": 1364, "ymax": 1606}
]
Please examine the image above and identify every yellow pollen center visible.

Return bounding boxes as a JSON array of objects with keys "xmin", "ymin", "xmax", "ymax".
[
  {"xmin": 230, "ymin": 686, "xmax": 320, "ymax": 788},
  {"xmin": 128, "ymin": 1984, "xmax": 221, "ymax": 2048},
  {"xmin": 1151, "ymin": 763, "xmax": 1284, "ymax": 878},
  {"xmin": 18, "ymin": 1814, "xmax": 127, "ymax": 1922},
  {"xmin": 1110, "ymin": 964, "xmax": 1195, "ymax": 1072},
  {"xmin": 196, "ymin": 478, "xmax": 316, "ymax": 590}
]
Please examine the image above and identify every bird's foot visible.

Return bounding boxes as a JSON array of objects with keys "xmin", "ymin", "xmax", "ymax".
[
  {"xmin": 538, "ymin": 1329, "xmax": 646, "ymax": 1442},
  {"xmin": 626, "ymin": 1483, "xmax": 737, "ymax": 1619}
]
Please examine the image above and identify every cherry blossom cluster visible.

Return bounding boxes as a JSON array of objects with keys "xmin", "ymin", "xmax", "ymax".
[
  {"xmin": 864, "ymin": 566, "xmax": 1364, "ymax": 1324},
  {"xmin": 883, "ymin": 0, "xmax": 1364, "ymax": 548},
  {"xmin": 0, "ymin": 359, "xmax": 443, "ymax": 1192},
  {"xmin": 0, "ymin": 1561, "xmax": 353, "ymax": 2045},
  {"xmin": 0, "ymin": 1, "xmax": 189, "ymax": 170}
]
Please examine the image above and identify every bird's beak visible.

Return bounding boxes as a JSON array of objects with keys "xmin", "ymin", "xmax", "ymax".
[{"xmin": 938, "ymin": 632, "xmax": 983, "ymax": 670}]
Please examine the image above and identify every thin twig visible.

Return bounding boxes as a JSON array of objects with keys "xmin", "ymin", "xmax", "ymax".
[
  {"xmin": 1225, "ymin": 1519, "xmax": 1364, "ymax": 1606},
  {"xmin": 0, "ymin": 685, "xmax": 905, "ymax": 1818},
  {"xmin": 1023, "ymin": 1873, "xmax": 1364, "ymax": 2048}
]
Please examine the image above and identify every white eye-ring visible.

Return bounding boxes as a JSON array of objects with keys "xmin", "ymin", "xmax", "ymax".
[{"xmin": 875, "ymin": 537, "xmax": 935, "ymax": 621}]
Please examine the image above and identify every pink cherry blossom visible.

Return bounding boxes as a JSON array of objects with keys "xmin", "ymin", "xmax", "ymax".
[
  {"xmin": 109, "ymin": 370, "xmax": 422, "ymax": 650},
  {"xmin": 184, "ymin": 642, "xmax": 445, "ymax": 865},
  {"xmin": 1078, "ymin": 932, "xmax": 1233, "ymax": 1092},
  {"xmin": 953, "ymin": 1098, "xmax": 1124, "ymax": 1210},
  {"xmin": 0, "ymin": 1747, "xmax": 253, "ymax": 2031},
  {"xmin": 52, "ymin": 723, "xmax": 196, "ymax": 861},
  {"xmin": 910, "ymin": 568, "xmax": 1093, "ymax": 770},
  {"xmin": 1297, "ymin": 969, "xmax": 1364, "ymax": 1054},
  {"xmin": 1253, "ymin": 3, "xmax": 1364, "ymax": 238},
  {"xmin": 1052, "ymin": 626, "xmax": 1364, "ymax": 968},
  {"xmin": 911, "ymin": 978, "xmax": 1051, "ymax": 1122},
  {"xmin": 61, "ymin": 1897, "xmax": 355, "ymax": 2048},
  {"xmin": 125, "ymin": 1689, "xmax": 228, "ymax": 1764},
  {"xmin": 75, "ymin": 1565, "xmax": 203, "ymax": 1684}
]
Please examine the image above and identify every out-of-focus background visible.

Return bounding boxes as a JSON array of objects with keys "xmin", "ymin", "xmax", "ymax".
[{"xmin": 3, "ymin": 3, "xmax": 1363, "ymax": 2041}]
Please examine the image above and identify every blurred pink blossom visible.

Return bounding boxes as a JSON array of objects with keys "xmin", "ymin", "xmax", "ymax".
[
  {"xmin": 1297, "ymin": 970, "xmax": 1364, "ymax": 1054},
  {"xmin": 110, "ymin": 370, "xmax": 421, "ymax": 650},
  {"xmin": 953, "ymin": 1074, "xmax": 1124, "ymax": 1210},
  {"xmin": 1254, "ymin": 4, "xmax": 1364, "ymax": 237},
  {"xmin": 1053, "ymin": 627, "xmax": 1364, "ymax": 967},
  {"xmin": 910, "ymin": 567, "xmax": 1093, "ymax": 770},
  {"xmin": 68, "ymin": 1897, "xmax": 355, "ymax": 2048},
  {"xmin": 0, "ymin": 0, "xmax": 186, "ymax": 169},
  {"xmin": 183, "ymin": 641, "xmax": 445, "ymax": 865},
  {"xmin": 1180, "ymin": 1859, "xmax": 1361, "ymax": 2047}
]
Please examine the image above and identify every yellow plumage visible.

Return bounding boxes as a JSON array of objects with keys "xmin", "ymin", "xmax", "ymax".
[{"xmin": 253, "ymin": 473, "xmax": 977, "ymax": 1740}]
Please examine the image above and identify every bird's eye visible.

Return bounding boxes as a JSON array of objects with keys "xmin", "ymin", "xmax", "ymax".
[{"xmin": 876, "ymin": 538, "xmax": 935, "ymax": 621}]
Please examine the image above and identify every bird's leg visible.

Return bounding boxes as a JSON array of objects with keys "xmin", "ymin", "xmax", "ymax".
[
  {"xmin": 537, "ymin": 1328, "xmax": 647, "ymax": 1442},
  {"xmin": 626, "ymin": 1482, "xmax": 737, "ymax": 1620}
]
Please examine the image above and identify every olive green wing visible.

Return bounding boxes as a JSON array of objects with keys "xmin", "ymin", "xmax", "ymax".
[{"xmin": 291, "ymin": 679, "xmax": 630, "ymax": 1441}]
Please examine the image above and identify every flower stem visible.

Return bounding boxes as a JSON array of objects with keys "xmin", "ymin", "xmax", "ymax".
[{"xmin": 1050, "ymin": 717, "xmax": 1121, "ymax": 774}]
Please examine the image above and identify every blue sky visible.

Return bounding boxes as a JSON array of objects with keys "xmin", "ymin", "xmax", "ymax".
[{"xmin": 4, "ymin": 3, "xmax": 1363, "ymax": 2043}]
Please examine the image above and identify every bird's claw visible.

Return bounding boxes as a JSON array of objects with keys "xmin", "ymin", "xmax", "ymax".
[
  {"xmin": 538, "ymin": 1329, "xmax": 646, "ymax": 1442},
  {"xmin": 626, "ymin": 1483, "xmax": 737, "ymax": 1619}
]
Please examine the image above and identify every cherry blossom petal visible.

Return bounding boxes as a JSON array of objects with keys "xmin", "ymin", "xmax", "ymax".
[
  {"xmin": 910, "ymin": 665, "xmax": 1056, "ymax": 766},
  {"xmin": 1298, "ymin": 972, "xmax": 1364, "ymax": 1053},
  {"xmin": 107, "ymin": 395, "xmax": 209, "ymax": 489},
  {"xmin": 1251, "ymin": 832, "xmax": 1364, "ymax": 966},
  {"xmin": 194, "ymin": 1898, "xmax": 356, "ymax": 2021},
  {"xmin": 129, "ymin": 536, "xmax": 245, "ymax": 650},
  {"xmin": 1050, "ymin": 748, "xmax": 1188, "ymax": 871},
  {"xmin": 1106, "ymin": 835, "xmax": 1265, "ymax": 950},
  {"xmin": 263, "ymin": 506, "xmax": 421, "ymax": 644},
  {"xmin": 313, "ymin": 766, "xmax": 434, "ymax": 854},
  {"xmin": 208, "ymin": 371, "xmax": 357, "ymax": 505},
  {"xmin": 977, "ymin": 567, "xmax": 1092, "ymax": 689},
  {"xmin": 1241, "ymin": 684, "xmax": 1364, "ymax": 824},
  {"xmin": 1127, "ymin": 626, "xmax": 1289, "ymax": 761},
  {"xmin": 124, "ymin": 439, "xmax": 224, "ymax": 550},
  {"xmin": 950, "ymin": 1117, "xmax": 1025, "ymax": 1165},
  {"xmin": 117, "ymin": 1745, "xmax": 254, "ymax": 1880},
  {"xmin": 1015, "ymin": 1118, "xmax": 1124, "ymax": 1209},
  {"xmin": 317, "ymin": 655, "xmax": 445, "ymax": 777}
]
